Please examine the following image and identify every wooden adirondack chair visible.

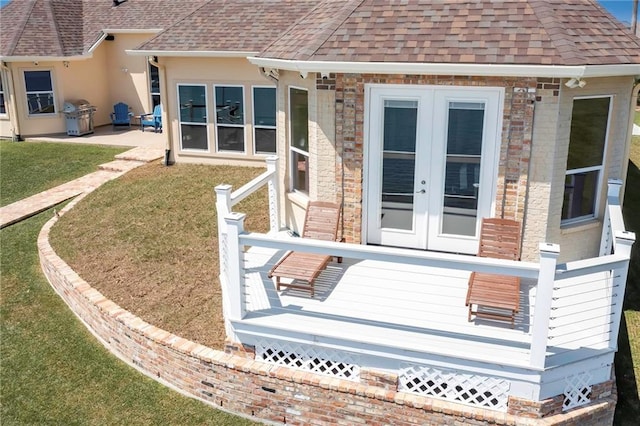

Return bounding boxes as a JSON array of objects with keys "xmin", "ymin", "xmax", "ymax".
[
  {"xmin": 465, "ymin": 218, "xmax": 522, "ymax": 327},
  {"xmin": 268, "ymin": 201, "xmax": 341, "ymax": 297},
  {"xmin": 110, "ymin": 102, "xmax": 133, "ymax": 129}
]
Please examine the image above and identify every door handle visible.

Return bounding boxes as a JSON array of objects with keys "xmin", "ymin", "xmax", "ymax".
[{"xmin": 416, "ymin": 189, "xmax": 426, "ymax": 194}]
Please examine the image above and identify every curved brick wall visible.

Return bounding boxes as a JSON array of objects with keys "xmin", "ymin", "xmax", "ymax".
[{"xmin": 37, "ymin": 194, "xmax": 616, "ymax": 425}]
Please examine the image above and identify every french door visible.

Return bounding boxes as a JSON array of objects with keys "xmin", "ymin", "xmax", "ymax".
[{"xmin": 365, "ymin": 85, "xmax": 503, "ymax": 254}]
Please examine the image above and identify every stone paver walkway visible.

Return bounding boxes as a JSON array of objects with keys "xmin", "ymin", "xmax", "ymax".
[{"xmin": 0, "ymin": 146, "xmax": 164, "ymax": 229}]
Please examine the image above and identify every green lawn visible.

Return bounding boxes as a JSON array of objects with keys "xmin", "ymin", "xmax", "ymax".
[
  {"xmin": 0, "ymin": 140, "xmax": 126, "ymax": 206},
  {"xmin": 0, "ymin": 141, "xmax": 255, "ymax": 425},
  {"xmin": 614, "ymin": 123, "xmax": 640, "ymax": 424}
]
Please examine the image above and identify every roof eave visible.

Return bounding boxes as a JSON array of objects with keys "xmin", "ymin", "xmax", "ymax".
[
  {"xmin": 248, "ymin": 57, "xmax": 640, "ymax": 79},
  {"xmin": 0, "ymin": 54, "xmax": 90, "ymax": 63},
  {"xmin": 127, "ymin": 49, "xmax": 259, "ymax": 58}
]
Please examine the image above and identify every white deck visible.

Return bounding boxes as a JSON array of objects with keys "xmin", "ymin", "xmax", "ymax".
[{"xmin": 238, "ymin": 245, "xmax": 542, "ymax": 368}]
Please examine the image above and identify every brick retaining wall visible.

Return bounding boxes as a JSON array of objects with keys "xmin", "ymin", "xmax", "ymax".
[{"xmin": 37, "ymin": 195, "xmax": 616, "ymax": 425}]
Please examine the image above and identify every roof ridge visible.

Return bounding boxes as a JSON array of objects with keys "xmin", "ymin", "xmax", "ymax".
[
  {"xmin": 298, "ymin": 0, "xmax": 365, "ymax": 61},
  {"xmin": 4, "ymin": 0, "xmax": 38, "ymax": 56},
  {"xmin": 47, "ymin": 0, "xmax": 66, "ymax": 57},
  {"xmin": 527, "ymin": 0, "xmax": 586, "ymax": 66},
  {"xmin": 258, "ymin": 0, "xmax": 364, "ymax": 61}
]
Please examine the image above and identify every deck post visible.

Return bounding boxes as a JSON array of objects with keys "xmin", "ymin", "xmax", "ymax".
[
  {"xmin": 265, "ymin": 155, "xmax": 280, "ymax": 234},
  {"xmin": 215, "ymin": 184, "xmax": 233, "ymax": 275},
  {"xmin": 608, "ymin": 231, "xmax": 635, "ymax": 350},
  {"xmin": 600, "ymin": 179, "xmax": 623, "ymax": 255},
  {"xmin": 530, "ymin": 243, "xmax": 560, "ymax": 369},
  {"xmin": 224, "ymin": 212, "xmax": 247, "ymax": 321}
]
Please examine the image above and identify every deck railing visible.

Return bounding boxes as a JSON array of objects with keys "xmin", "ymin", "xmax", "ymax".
[{"xmin": 215, "ymin": 160, "xmax": 635, "ymax": 372}]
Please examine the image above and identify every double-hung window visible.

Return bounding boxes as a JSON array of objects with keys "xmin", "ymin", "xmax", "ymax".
[
  {"xmin": 252, "ymin": 86, "xmax": 276, "ymax": 154},
  {"xmin": 25, "ymin": 70, "xmax": 55, "ymax": 114},
  {"xmin": 215, "ymin": 85, "xmax": 245, "ymax": 152},
  {"xmin": 561, "ymin": 96, "xmax": 612, "ymax": 224},
  {"xmin": 148, "ymin": 60, "xmax": 161, "ymax": 108},
  {"xmin": 289, "ymin": 87, "xmax": 309, "ymax": 193},
  {"xmin": 0, "ymin": 76, "xmax": 6, "ymax": 115}
]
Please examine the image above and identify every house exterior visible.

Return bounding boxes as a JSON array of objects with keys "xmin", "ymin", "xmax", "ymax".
[
  {"xmin": 5, "ymin": 0, "xmax": 640, "ymax": 423},
  {"xmin": 0, "ymin": 0, "xmax": 208, "ymax": 140}
]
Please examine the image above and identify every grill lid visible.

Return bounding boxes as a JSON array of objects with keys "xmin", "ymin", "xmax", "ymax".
[{"xmin": 63, "ymin": 99, "xmax": 93, "ymax": 112}]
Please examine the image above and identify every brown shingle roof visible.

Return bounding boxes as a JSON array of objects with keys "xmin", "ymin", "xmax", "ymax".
[
  {"xmin": 1, "ymin": 0, "xmax": 208, "ymax": 58},
  {"xmin": 257, "ymin": 0, "xmax": 640, "ymax": 66},
  {"xmin": 138, "ymin": 0, "xmax": 316, "ymax": 53}
]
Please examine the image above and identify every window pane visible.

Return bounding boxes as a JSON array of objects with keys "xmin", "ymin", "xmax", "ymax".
[
  {"xmin": 152, "ymin": 94, "xmax": 161, "ymax": 109},
  {"xmin": 290, "ymin": 88, "xmax": 308, "ymax": 152},
  {"xmin": 447, "ymin": 103, "xmax": 484, "ymax": 155},
  {"xmin": 255, "ymin": 128, "xmax": 276, "ymax": 153},
  {"xmin": 217, "ymin": 126, "xmax": 244, "ymax": 152},
  {"xmin": 292, "ymin": 151, "xmax": 309, "ymax": 192},
  {"xmin": 178, "ymin": 85, "xmax": 206, "ymax": 123},
  {"xmin": 181, "ymin": 124, "xmax": 208, "ymax": 150},
  {"xmin": 0, "ymin": 78, "xmax": 4, "ymax": 114},
  {"xmin": 25, "ymin": 71, "xmax": 53, "ymax": 91},
  {"xmin": 562, "ymin": 170, "xmax": 599, "ymax": 220},
  {"xmin": 27, "ymin": 93, "xmax": 55, "ymax": 114},
  {"xmin": 254, "ymin": 87, "xmax": 276, "ymax": 127},
  {"xmin": 216, "ymin": 86, "xmax": 244, "ymax": 124},
  {"xmin": 567, "ymin": 97, "xmax": 610, "ymax": 170},
  {"xmin": 149, "ymin": 63, "xmax": 160, "ymax": 94},
  {"xmin": 383, "ymin": 100, "xmax": 417, "ymax": 152}
]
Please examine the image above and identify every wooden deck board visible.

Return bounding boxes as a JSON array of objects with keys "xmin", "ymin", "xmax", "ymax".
[{"xmin": 240, "ymin": 246, "xmax": 539, "ymax": 366}]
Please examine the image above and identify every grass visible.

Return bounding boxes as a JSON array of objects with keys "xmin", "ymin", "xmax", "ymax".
[
  {"xmin": 0, "ymin": 141, "xmax": 256, "ymax": 425},
  {"xmin": 614, "ymin": 114, "xmax": 640, "ymax": 424},
  {"xmin": 0, "ymin": 139, "xmax": 126, "ymax": 206},
  {"xmin": 1, "ymin": 210, "xmax": 255, "ymax": 425}
]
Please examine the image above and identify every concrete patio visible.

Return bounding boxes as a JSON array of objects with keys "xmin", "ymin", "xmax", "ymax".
[{"xmin": 26, "ymin": 124, "xmax": 166, "ymax": 150}]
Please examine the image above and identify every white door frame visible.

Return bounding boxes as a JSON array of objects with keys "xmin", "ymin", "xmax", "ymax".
[{"xmin": 363, "ymin": 84, "xmax": 503, "ymax": 254}]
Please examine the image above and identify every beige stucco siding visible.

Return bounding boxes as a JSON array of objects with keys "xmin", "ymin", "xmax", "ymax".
[
  {"xmin": 3, "ymin": 32, "xmax": 158, "ymax": 138},
  {"xmin": 545, "ymin": 76, "xmax": 634, "ymax": 262},
  {"xmin": 271, "ymin": 71, "xmax": 338, "ymax": 236},
  {"xmin": 163, "ymin": 57, "xmax": 280, "ymax": 166}
]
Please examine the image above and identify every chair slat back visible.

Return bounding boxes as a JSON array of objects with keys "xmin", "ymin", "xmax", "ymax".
[
  {"xmin": 302, "ymin": 201, "xmax": 341, "ymax": 242},
  {"xmin": 477, "ymin": 218, "xmax": 522, "ymax": 260},
  {"xmin": 113, "ymin": 102, "xmax": 130, "ymax": 120}
]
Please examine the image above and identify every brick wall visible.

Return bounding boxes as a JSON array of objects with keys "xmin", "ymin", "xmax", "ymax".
[
  {"xmin": 334, "ymin": 74, "xmax": 537, "ymax": 248},
  {"xmin": 38, "ymin": 194, "xmax": 617, "ymax": 425}
]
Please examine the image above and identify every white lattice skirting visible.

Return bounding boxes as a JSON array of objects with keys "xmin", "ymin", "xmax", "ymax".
[
  {"xmin": 399, "ymin": 364, "xmax": 511, "ymax": 411},
  {"xmin": 564, "ymin": 371, "xmax": 593, "ymax": 410},
  {"xmin": 255, "ymin": 340, "xmax": 360, "ymax": 381}
]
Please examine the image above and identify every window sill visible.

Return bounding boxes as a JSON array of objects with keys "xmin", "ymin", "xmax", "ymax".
[
  {"xmin": 560, "ymin": 218, "xmax": 601, "ymax": 235},
  {"xmin": 287, "ymin": 190, "xmax": 309, "ymax": 209}
]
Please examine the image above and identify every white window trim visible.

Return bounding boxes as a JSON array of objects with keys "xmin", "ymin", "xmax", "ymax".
[
  {"xmin": 148, "ymin": 60, "xmax": 161, "ymax": 107},
  {"xmin": 24, "ymin": 69, "xmax": 57, "ymax": 116},
  {"xmin": 561, "ymin": 95, "xmax": 613, "ymax": 226},
  {"xmin": 251, "ymin": 85, "xmax": 277, "ymax": 155},
  {"xmin": 0, "ymin": 72, "xmax": 7, "ymax": 116},
  {"xmin": 177, "ymin": 83, "xmax": 210, "ymax": 153},
  {"xmin": 214, "ymin": 84, "xmax": 246, "ymax": 154},
  {"xmin": 288, "ymin": 86, "xmax": 310, "ymax": 195}
]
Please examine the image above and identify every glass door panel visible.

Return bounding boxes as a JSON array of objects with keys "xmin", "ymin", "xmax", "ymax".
[
  {"xmin": 381, "ymin": 100, "xmax": 418, "ymax": 231},
  {"xmin": 441, "ymin": 102, "xmax": 484, "ymax": 237}
]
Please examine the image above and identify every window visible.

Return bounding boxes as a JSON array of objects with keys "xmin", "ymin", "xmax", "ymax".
[
  {"xmin": 148, "ymin": 60, "xmax": 160, "ymax": 108},
  {"xmin": 289, "ymin": 87, "xmax": 309, "ymax": 193},
  {"xmin": 253, "ymin": 86, "xmax": 276, "ymax": 154},
  {"xmin": 215, "ymin": 85, "xmax": 245, "ymax": 152},
  {"xmin": 0, "ymin": 77, "xmax": 6, "ymax": 115},
  {"xmin": 178, "ymin": 84, "xmax": 208, "ymax": 151},
  {"xmin": 24, "ymin": 70, "xmax": 55, "ymax": 114},
  {"xmin": 562, "ymin": 96, "xmax": 611, "ymax": 223}
]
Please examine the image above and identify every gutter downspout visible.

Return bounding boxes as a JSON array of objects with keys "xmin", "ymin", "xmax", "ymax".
[
  {"xmin": 0, "ymin": 62, "xmax": 22, "ymax": 141},
  {"xmin": 620, "ymin": 79, "xmax": 640, "ymax": 202},
  {"xmin": 148, "ymin": 56, "xmax": 172, "ymax": 165}
]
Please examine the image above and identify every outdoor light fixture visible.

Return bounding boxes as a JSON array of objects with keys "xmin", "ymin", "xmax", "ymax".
[
  {"xmin": 565, "ymin": 77, "xmax": 587, "ymax": 88},
  {"xmin": 63, "ymin": 61, "xmax": 69, "ymax": 68}
]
